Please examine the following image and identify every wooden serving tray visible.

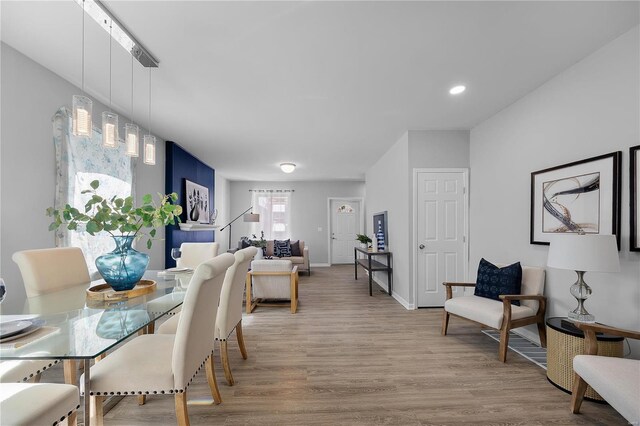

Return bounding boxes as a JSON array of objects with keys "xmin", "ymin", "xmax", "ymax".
[{"xmin": 86, "ymin": 279, "xmax": 157, "ymax": 301}]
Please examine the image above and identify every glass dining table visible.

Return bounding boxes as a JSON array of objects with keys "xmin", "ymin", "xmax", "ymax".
[{"xmin": 0, "ymin": 270, "xmax": 192, "ymax": 426}]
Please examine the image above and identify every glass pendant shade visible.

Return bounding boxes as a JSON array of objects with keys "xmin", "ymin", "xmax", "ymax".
[
  {"xmin": 143, "ymin": 134, "xmax": 156, "ymax": 165},
  {"xmin": 102, "ymin": 111, "xmax": 119, "ymax": 148},
  {"xmin": 125, "ymin": 123, "xmax": 139, "ymax": 157},
  {"xmin": 72, "ymin": 95, "xmax": 93, "ymax": 136}
]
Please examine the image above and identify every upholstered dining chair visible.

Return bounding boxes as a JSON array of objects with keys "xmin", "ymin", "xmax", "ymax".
[
  {"xmin": 176, "ymin": 242, "xmax": 220, "ymax": 269},
  {"xmin": 12, "ymin": 247, "xmax": 91, "ymax": 297},
  {"xmin": 12, "ymin": 247, "xmax": 91, "ymax": 384},
  {"xmin": 246, "ymin": 259, "xmax": 299, "ymax": 314},
  {"xmin": 0, "ymin": 359, "xmax": 58, "ymax": 383},
  {"xmin": 159, "ymin": 247, "xmax": 258, "ymax": 386},
  {"xmin": 81, "ymin": 253, "xmax": 234, "ymax": 426},
  {"xmin": 571, "ymin": 322, "xmax": 640, "ymax": 425},
  {"xmin": 441, "ymin": 263, "xmax": 546, "ymax": 362},
  {"xmin": 0, "ymin": 382, "xmax": 80, "ymax": 426}
]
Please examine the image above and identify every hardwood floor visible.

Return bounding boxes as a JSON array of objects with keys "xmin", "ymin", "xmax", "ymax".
[{"xmin": 53, "ymin": 265, "xmax": 627, "ymax": 424}]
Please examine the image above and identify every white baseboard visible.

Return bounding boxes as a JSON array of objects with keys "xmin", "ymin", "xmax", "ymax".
[
  {"xmin": 372, "ymin": 276, "xmax": 414, "ymax": 310},
  {"xmin": 310, "ymin": 263, "xmax": 330, "ymax": 267}
]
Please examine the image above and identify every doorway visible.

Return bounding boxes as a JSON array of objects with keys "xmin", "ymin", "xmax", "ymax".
[
  {"xmin": 329, "ymin": 198, "xmax": 363, "ymax": 264},
  {"xmin": 413, "ymin": 169, "xmax": 469, "ymax": 307}
]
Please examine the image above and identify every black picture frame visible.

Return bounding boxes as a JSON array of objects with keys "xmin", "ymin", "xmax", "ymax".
[
  {"xmin": 631, "ymin": 145, "xmax": 640, "ymax": 251},
  {"xmin": 530, "ymin": 151, "xmax": 621, "ymax": 247},
  {"xmin": 373, "ymin": 211, "xmax": 388, "ymax": 251}
]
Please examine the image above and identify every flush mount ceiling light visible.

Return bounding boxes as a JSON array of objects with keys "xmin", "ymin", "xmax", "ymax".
[
  {"xmin": 449, "ymin": 85, "xmax": 466, "ymax": 95},
  {"xmin": 280, "ymin": 163, "xmax": 296, "ymax": 173}
]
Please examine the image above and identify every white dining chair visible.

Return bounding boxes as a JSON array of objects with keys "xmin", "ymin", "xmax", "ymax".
[
  {"xmin": 0, "ymin": 359, "xmax": 58, "ymax": 383},
  {"xmin": 159, "ymin": 247, "xmax": 258, "ymax": 385},
  {"xmin": 176, "ymin": 242, "xmax": 220, "ymax": 269},
  {"xmin": 82, "ymin": 253, "xmax": 235, "ymax": 426},
  {"xmin": 0, "ymin": 382, "xmax": 80, "ymax": 426},
  {"xmin": 12, "ymin": 247, "xmax": 91, "ymax": 297}
]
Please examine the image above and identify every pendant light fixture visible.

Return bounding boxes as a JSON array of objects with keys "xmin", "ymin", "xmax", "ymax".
[
  {"xmin": 143, "ymin": 67, "xmax": 156, "ymax": 165},
  {"xmin": 125, "ymin": 55, "xmax": 139, "ymax": 157},
  {"xmin": 72, "ymin": 0, "xmax": 93, "ymax": 137},
  {"xmin": 102, "ymin": 18, "xmax": 119, "ymax": 148}
]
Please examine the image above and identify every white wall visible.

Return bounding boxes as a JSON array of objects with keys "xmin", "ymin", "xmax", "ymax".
[
  {"xmin": 366, "ymin": 132, "xmax": 411, "ymax": 305},
  {"xmin": 470, "ymin": 26, "xmax": 640, "ymax": 353},
  {"xmin": 0, "ymin": 43, "xmax": 165, "ymax": 312},
  {"xmin": 214, "ymin": 173, "xmax": 231, "ymax": 249},
  {"xmin": 229, "ymin": 180, "xmax": 365, "ymax": 264}
]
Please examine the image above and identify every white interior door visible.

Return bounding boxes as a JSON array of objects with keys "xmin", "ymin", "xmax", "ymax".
[
  {"xmin": 330, "ymin": 199, "xmax": 360, "ymax": 264},
  {"xmin": 416, "ymin": 170, "xmax": 468, "ymax": 307}
]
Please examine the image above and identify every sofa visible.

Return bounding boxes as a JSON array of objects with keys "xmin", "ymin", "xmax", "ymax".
[{"xmin": 240, "ymin": 238, "xmax": 310, "ymax": 275}]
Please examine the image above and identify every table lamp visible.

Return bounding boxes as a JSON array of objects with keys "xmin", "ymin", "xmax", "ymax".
[{"xmin": 547, "ymin": 233, "xmax": 619, "ymax": 322}]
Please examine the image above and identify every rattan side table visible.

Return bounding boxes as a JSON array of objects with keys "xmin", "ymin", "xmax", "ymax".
[{"xmin": 546, "ymin": 317, "xmax": 624, "ymax": 402}]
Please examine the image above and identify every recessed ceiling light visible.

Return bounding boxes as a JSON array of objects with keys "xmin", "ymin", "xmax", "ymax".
[
  {"xmin": 449, "ymin": 85, "xmax": 466, "ymax": 95},
  {"xmin": 280, "ymin": 163, "xmax": 296, "ymax": 173}
]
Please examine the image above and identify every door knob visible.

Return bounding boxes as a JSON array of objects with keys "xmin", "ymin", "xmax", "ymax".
[{"xmin": 419, "ymin": 244, "xmax": 425, "ymax": 249}]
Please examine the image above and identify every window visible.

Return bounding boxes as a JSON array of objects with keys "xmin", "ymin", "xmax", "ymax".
[
  {"xmin": 53, "ymin": 107, "xmax": 135, "ymax": 274},
  {"xmin": 250, "ymin": 191, "xmax": 292, "ymax": 240}
]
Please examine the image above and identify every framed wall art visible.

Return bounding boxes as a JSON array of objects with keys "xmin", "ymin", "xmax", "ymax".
[
  {"xmin": 373, "ymin": 211, "xmax": 388, "ymax": 251},
  {"xmin": 185, "ymin": 179, "xmax": 210, "ymax": 224},
  {"xmin": 530, "ymin": 151, "xmax": 621, "ymax": 246},
  {"xmin": 631, "ymin": 145, "xmax": 640, "ymax": 251}
]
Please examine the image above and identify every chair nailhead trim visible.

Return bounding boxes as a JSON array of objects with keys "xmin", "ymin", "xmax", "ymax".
[{"xmin": 51, "ymin": 404, "xmax": 79, "ymax": 426}]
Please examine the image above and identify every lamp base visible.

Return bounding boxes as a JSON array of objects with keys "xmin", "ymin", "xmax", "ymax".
[{"xmin": 567, "ymin": 311, "xmax": 595, "ymax": 323}]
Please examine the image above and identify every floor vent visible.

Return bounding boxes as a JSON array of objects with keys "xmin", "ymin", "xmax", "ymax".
[{"xmin": 481, "ymin": 329, "xmax": 547, "ymax": 369}]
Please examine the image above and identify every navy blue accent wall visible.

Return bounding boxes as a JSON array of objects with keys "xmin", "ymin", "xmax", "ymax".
[{"xmin": 165, "ymin": 141, "xmax": 215, "ymax": 268}]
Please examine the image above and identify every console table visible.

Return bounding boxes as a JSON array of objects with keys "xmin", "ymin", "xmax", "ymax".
[{"xmin": 354, "ymin": 247, "xmax": 392, "ymax": 296}]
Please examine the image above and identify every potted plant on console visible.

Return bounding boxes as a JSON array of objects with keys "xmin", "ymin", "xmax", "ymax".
[
  {"xmin": 356, "ymin": 234, "xmax": 373, "ymax": 250},
  {"xmin": 47, "ymin": 180, "xmax": 182, "ymax": 291}
]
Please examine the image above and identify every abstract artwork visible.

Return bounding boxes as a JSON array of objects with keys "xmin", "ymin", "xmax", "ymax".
[
  {"xmin": 185, "ymin": 179, "xmax": 210, "ymax": 224},
  {"xmin": 631, "ymin": 145, "xmax": 640, "ymax": 251},
  {"xmin": 530, "ymin": 152, "xmax": 621, "ymax": 246}
]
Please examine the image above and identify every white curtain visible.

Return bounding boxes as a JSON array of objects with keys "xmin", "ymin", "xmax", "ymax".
[
  {"xmin": 53, "ymin": 107, "xmax": 136, "ymax": 274},
  {"xmin": 250, "ymin": 191, "xmax": 292, "ymax": 240}
]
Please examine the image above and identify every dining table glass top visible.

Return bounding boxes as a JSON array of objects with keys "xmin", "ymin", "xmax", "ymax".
[{"xmin": 0, "ymin": 270, "xmax": 192, "ymax": 360}]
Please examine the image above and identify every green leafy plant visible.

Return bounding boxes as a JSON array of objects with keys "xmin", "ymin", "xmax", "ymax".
[
  {"xmin": 46, "ymin": 180, "xmax": 183, "ymax": 249},
  {"xmin": 356, "ymin": 234, "xmax": 372, "ymax": 245}
]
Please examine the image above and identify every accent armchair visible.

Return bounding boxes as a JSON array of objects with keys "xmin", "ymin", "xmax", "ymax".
[
  {"xmin": 571, "ymin": 322, "xmax": 640, "ymax": 425},
  {"xmin": 246, "ymin": 259, "xmax": 299, "ymax": 314},
  {"xmin": 82, "ymin": 253, "xmax": 235, "ymax": 426},
  {"xmin": 441, "ymin": 265, "xmax": 546, "ymax": 362}
]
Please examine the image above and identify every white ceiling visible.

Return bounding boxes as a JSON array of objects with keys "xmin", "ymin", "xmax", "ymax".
[{"xmin": 2, "ymin": 1, "xmax": 638, "ymax": 181}]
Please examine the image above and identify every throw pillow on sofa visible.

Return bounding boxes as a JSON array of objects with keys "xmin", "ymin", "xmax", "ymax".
[
  {"xmin": 290, "ymin": 240, "xmax": 301, "ymax": 257},
  {"xmin": 473, "ymin": 258, "xmax": 522, "ymax": 306},
  {"xmin": 274, "ymin": 239, "xmax": 292, "ymax": 257}
]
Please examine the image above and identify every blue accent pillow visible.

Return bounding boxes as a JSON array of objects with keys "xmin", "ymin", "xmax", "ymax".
[
  {"xmin": 474, "ymin": 258, "xmax": 522, "ymax": 306},
  {"xmin": 274, "ymin": 239, "xmax": 292, "ymax": 257}
]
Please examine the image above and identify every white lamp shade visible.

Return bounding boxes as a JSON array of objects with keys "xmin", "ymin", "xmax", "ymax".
[
  {"xmin": 547, "ymin": 234, "xmax": 620, "ymax": 273},
  {"xmin": 243, "ymin": 213, "xmax": 260, "ymax": 222}
]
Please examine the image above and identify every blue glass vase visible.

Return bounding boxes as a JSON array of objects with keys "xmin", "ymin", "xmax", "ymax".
[{"xmin": 95, "ymin": 236, "xmax": 149, "ymax": 291}]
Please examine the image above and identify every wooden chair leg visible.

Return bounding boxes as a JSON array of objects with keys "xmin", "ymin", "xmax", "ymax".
[
  {"xmin": 95, "ymin": 353, "xmax": 106, "ymax": 362},
  {"xmin": 205, "ymin": 354, "xmax": 222, "ymax": 404},
  {"xmin": 441, "ymin": 310, "xmax": 450, "ymax": 335},
  {"xmin": 236, "ymin": 322, "xmax": 248, "ymax": 360},
  {"xmin": 147, "ymin": 321, "xmax": 155, "ymax": 334},
  {"xmin": 290, "ymin": 272, "xmax": 298, "ymax": 314},
  {"xmin": 33, "ymin": 372, "xmax": 42, "ymax": 383},
  {"xmin": 246, "ymin": 273, "xmax": 253, "ymax": 314},
  {"xmin": 90, "ymin": 395, "xmax": 104, "ymax": 426},
  {"xmin": 63, "ymin": 360, "xmax": 77, "ymax": 385},
  {"xmin": 175, "ymin": 392, "xmax": 190, "ymax": 426},
  {"xmin": 67, "ymin": 410, "xmax": 77, "ymax": 426},
  {"xmin": 537, "ymin": 320, "xmax": 547, "ymax": 348},
  {"xmin": 138, "ymin": 395, "xmax": 146, "ymax": 405},
  {"xmin": 570, "ymin": 373, "xmax": 589, "ymax": 414},
  {"xmin": 221, "ymin": 340, "xmax": 234, "ymax": 386},
  {"xmin": 499, "ymin": 325, "xmax": 510, "ymax": 362}
]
